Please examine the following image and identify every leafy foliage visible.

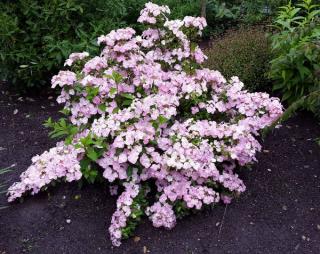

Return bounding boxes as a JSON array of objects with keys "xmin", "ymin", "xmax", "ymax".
[
  {"xmin": 269, "ymin": 0, "xmax": 320, "ymax": 114},
  {"xmin": 205, "ymin": 26, "xmax": 272, "ymax": 92},
  {"xmin": 0, "ymin": 0, "xmax": 216, "ymax": 90},
  {"xmin": 0, "ymin": 165, "xmax": 13, "ymax": 209},
  {"xmin": 264, "ymin": 0, "xmax": 320, "ymax": 144},
  {"xmin": 239, "ymin": 0, "xmax": 289, "ymax": 23},
  {"xmin": 205, "ymin": 0, "xmax": 291, "ymax": 26},
  {"xmin": 0, "ymin": 0, "xmax": 297, "ymax": 91},
  {"xmin": 0, "ymin": 0, "xmax": 133, "ymax": 89}
]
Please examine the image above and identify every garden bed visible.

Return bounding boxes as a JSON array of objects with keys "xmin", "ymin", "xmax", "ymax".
[{"xmin": 0, "ymin": 87, "xmax": 319, "ymax": 253}]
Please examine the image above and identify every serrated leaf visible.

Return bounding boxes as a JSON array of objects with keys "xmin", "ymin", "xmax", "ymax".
[
  {"xmin": 121, "ymin": 93, "xmax": 134, "ymax": 100},
  {"xmin": 86, "ymin": 147, "xmax": 98, "ymax": 161}
]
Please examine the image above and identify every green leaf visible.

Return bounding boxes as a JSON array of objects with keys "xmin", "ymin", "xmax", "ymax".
[
  {"xmin": 152, "ymin": 121, "xmax": 159, "ymax": 129},
  {"xmin": 158, "ymin": 115, "xmax": 168, "ymax": 125},
  {"xmin": 86, "ymin": 147, "xmax": 98, "ymax": 161},
  {"xmin": 122, "ymin": 99, "xmax": 133, "ymax": 106},
  {"xmin": 80, "ymin": 157, "xmax": 91, "ymax": 173},
  {"xmin": 110, "ymin": 87, "xmax": 117, "ymax": 95},
  {"xmin": 112, "ymin": 71, "xmax": 123, "ymax": 84},
  {"xmin": 88, "ymin": 170, "xmax": 98, "ymax": 183},
  {"xmin": 282, "ymin": 90, "xmax": 293, "ymax": 101},
  {"xmin": 98, "ymin": 104, "xmax": 106, "ymax": 112},
  {"xmin": 121, "ymin": 93, "xmax": 134, "ymax": 100}
]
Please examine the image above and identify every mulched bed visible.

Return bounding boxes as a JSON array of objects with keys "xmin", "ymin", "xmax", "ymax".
[{"xmin": 0, "ymin": 87, "xmax": 319, "ymax": 254}]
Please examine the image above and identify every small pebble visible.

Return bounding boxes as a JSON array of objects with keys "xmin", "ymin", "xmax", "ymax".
[
  {"xmin": 13, "ymin": 109, "xmax": 18, "ymax": 115},
  {"xmin": 66, "ymin": 219, "xmax": 71, "ymax": 224},
  {"xmin": 282, "ymin": 205, "xmax": 287, "ymax": 211},
  {"xmin": 133, "ymin": 236, "xmax": 140, "ymax": 243},
  {"xmin": 143, "ymin": 246, "xmax": 148, "ymax": 254},
  {"xmin": 317, "ymin": 225, "xmax": 320, "ymax": 231},
  {"xmin": 267, "ymin": 168, "xmax": 272, "ymax": 172},
  {"xmin": 26, "ymin": 97, "xmax": 35, "ymax": 102}
]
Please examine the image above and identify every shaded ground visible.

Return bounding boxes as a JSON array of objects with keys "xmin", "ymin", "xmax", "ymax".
[{"xmin": 0, "ymin": 87, "xmax": 320, "ymax": 254}]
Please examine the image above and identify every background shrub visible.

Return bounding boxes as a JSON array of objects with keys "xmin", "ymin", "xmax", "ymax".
[
  {"xmin": 0, "ymin": 0, "xmax": 308, "ymax": 91},
  {"xmin": 0, "ymin": 0, "xmax": 209, "ymax": 90},
  {"xmin": 239, "ymin": 0, "xmax": 289, "ymax": 24},
  {"xmin": 269, "ymin": 0, "xmax": 320, "ymax": 115},
  {"xmin": 0, "ymin": 0, "xmax": 137, "ymax": 89},
  {"xmin": 204, "ymin": 27, "xmax": 271, "ymax": 92}
]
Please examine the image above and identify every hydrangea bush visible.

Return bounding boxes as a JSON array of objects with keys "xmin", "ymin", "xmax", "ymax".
[{"xmin": 8, "ymin": 3, "xmax": 283, "ymax": 246}]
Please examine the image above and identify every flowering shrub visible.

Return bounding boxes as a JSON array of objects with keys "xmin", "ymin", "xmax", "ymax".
[{"xmin": 7, "ymin": 2, "xmax": 283, "ymax": 247}]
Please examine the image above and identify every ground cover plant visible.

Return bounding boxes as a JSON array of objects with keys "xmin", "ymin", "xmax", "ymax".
[{"xmin": 7, "ymin": 2, "xmax": 283, "ymax": 246}]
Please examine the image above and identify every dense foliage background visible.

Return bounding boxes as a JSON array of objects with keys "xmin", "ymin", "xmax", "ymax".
[
  {"xmin": 0, "ymin": 0, "xmax": 290, "ymax": 90},
  {"xmin": 269, "ymin": 0, "xmax": 320, "ymax": 116}
]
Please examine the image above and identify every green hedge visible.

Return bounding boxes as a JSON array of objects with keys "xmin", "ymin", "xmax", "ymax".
[{"xmin": 204, "ymin": 26, "xmax": 271, "ymax": 92}]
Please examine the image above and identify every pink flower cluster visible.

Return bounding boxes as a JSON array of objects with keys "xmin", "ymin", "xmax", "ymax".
[
  {"xmin": 183, "ymin": 16, "xmax": 207, "ymax": 31},
  {"xmin": 109, "ymin": 181, "xmax": 140, "ymax": 246},
  {"xmin": 8, "ymin": 2, "xmax": 283, "ymax": 246},
  {"xmin": 7, "ymin": 144, "xmax": 83, "ymax": 202},
  {"xmin": 64, "ymin": 52, "xmax": 89, "ymax": 67},
  {"xmin": 51, "ymin": 70, "xmax": 76, "ymax": 88},
  {"xmin": 70, "ymin": 98, "xmax": 98, "ymax": 126},
  {"xmin": 146, "ymin": 202, "xmax": 176, "ymax": 229},
  {"xmin": 137, "ymin": 2, "xmax": 170, "ymax": 24}
]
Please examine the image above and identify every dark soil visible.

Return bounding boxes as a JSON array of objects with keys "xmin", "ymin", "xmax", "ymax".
[{"xmin": 0, "ymin": 87, "xmax": 320, "ymax": 254}]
